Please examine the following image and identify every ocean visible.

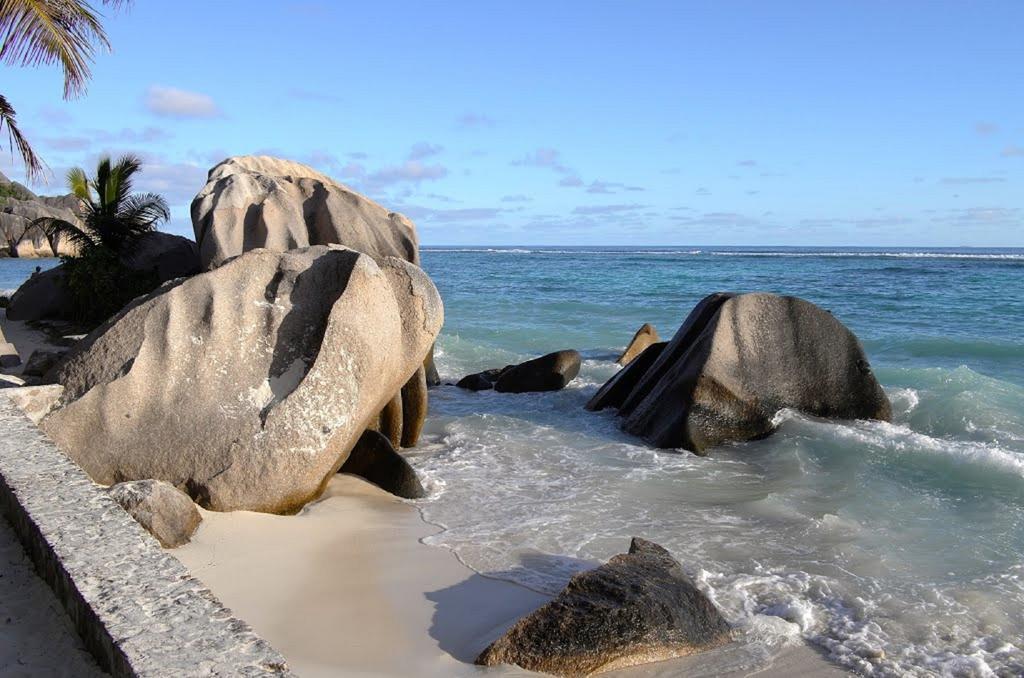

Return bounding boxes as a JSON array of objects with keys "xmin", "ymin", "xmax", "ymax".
[
  {"xmin": 3, "ymin": 246, "xmax": 1023, "ymax": 676},
  {"xmin": 412, "ymin": 246, "xmax": 1024, "ymax": 677}
]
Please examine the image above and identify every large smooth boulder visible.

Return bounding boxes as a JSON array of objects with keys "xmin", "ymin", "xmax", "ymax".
[
  {"xmin": 339, "ymin": 429, "xmax": 425, "ymax": 499},
  {"xmin": 191, "ymin": 155, "xmax": 439, "ymax": 399},
  {"xmin": 108, "ymin": 479, "xmax": 202, "ymax": 548},
  {"xmin": 5, "ymin": 232, "xmax": 200, "ymax": 322},
  {"xmin": 40, "ymin": 245, "xmax": 443, "ymax": 513},
  {"xmin": 191, "ymin": 155, "xmax": 420, "ymax": 270},
  {"xmin": 587, "ymin": 293, "xmax": 892, "ymax": 453},
  {"xmin": 617, "ymin": 323, "xmax": 660, "ymax": 366},
  {"xmin": 476, "ymin": 538, "xmax": 731, "ymax": 676},
  {"xmin": 494, "ymin": 350, "xmax": 581, "ymax": 393}
]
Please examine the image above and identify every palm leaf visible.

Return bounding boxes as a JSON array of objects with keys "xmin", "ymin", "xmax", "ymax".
[
  {"xmin": 0, "ymin": 92, "xmax": 45, "ymax": 181},
  {"xmin": 66, "ymin": 165, "xmax": 90, "ymax": 201},
  {"xmin": 0, "ymin": 0, "xmax": 108, "ymax": 99},
  {"xmin": 33, "ymin": 215, "xmax": 96, "ymax": 251}
]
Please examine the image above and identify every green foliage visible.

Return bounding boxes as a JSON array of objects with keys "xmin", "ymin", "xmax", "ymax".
[
  {"xmin": 0, "ymin": 181, "xmax": 30, "ymax": 205},
  {"xmin": 0, "ymin": 295, "xmax": 9, "ymax": 308},
  {"xmin": 42, "ymin": 154, "xmax": 170, "ymax": 326},
  {"xmin": 59, "ymin": 248, "xmax": 158, "ymax": 324}
]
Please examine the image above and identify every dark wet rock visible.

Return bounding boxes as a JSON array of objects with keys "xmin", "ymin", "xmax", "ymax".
[
  {"xmin": 21, "ymin": 349, "xmax": 66, "ymax": 379},
  {"xmin": 586, "ymin": 342, "xmax": 666, "ymax": 413},
  {"xmin": 587, "ymin": 292, "xmax": 892, "ymax": 453},
  {"xmin": 494, "ymin": 350, "xmax": 581, "ymax": 394},
  {"xmin": 617, "ymin": 323, "xmax": 661, "ymax": 366},
  {"xmin": 108, "ymin": 479, "xmax": 203, "ymax": 548},
  {"xmin": 339, "ymin": 429, "xmax": 426, "ymax": 499},
  {"xmin": 455, "ymin": 367, "xmax": 507, "ymax": 391},
  {"xmin": 400, "ymin": 366, "xmax": 428, "ymax": 448},
  {"xmin": 476, "ymin": 537, "xmax": 731, "ymax": 676}
]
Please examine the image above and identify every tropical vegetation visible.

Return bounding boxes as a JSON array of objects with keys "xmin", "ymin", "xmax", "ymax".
[{"xmin": 36, "ymin": 154, "xmax": 169, "ymax": 323}]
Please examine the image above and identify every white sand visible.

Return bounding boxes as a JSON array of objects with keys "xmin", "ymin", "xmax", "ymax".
[
  {"xmin": 0, "ymin": 309, "xmax": 69, "ymax": 378},
  {"xmin": 174, "ymin": 475, "xmax": 848, "ymax": 678},
  {"xmin": 0, "ymin": 516, "xmax": 106, "ymax": 677}
]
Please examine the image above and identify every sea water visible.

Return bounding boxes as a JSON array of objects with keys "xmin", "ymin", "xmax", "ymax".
[
  {"xmin": 410, "ymin": 247, "xmax": 1024, "ymax": 677},
  {"xmin": 3, "ymin": 247, "xmax": 1022, "ymax": 676}
]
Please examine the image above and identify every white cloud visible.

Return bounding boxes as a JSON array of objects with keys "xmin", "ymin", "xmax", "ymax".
[
  {"xmin": 408, "ymin": 142, "xmax": 443, "ymax": 160},
  {"xmin": 145, "ymin": 86, "xmax": 220, "ymax": 118},
  {"xmin": 367, "ymin": 161, "xmax": 447, "ymax": 186}
]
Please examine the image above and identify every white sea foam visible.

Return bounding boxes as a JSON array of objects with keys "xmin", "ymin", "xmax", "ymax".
[{"xmin": 412, "ymin": 349, "xmax": 1024, "ymax": 677}]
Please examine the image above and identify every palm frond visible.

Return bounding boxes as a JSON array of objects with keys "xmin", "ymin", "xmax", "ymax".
[
  {"xmin": 117, "ymin": 191, "xmax": 169, "ymax": 228},
  {"xmin": 66, "ymin": 164, "xmax": 90, "ymax": 201},
  {"xmin": 0, "ymin": 0, "xmax": 109, "ymax": 99},
  {"xmin": 33, "ymin": 215, "xmax": 96, "ymax": 250},
  {"xmin": 109, "ymin": 152, "xmax": 141, "ymax": 207},
  {"xmin": 0, "ymin": 92, "xmax": 45, "ymax": 182}
]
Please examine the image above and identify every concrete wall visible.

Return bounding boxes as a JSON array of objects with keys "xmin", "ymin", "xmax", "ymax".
[{"xmin": 0, "ymin": 395, "xmax": 293, "ymax": 677}]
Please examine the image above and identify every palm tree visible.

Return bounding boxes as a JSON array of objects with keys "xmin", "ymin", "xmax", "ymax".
[
  {"xmin": 0, "ymin": 0, "xmax": 130, "ymax": 181},
  {"xmin": 39, "ymin": 154, "xmax": 169, "ymax": 254}
]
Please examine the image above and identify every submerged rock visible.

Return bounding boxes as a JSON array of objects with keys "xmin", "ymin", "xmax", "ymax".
[
  {"xmin": 617, "ymin": 323, "xmax": 660, "ymax": 366},
  {"xmin": 587, "ymin": 292, "xmax": 892, "ymax": 453},
  {"xmin": 476, "ymin": 538, "xmax": 731, "ymax": 676},
  {"xmin": 495, "ymin": 350, "xmax": 581, "ymax": 393},
  {"xmin": 108, "ymin": 479, "xmax": 202, "ymax": 548},
  {"xmin": 41, "ymin": 245, "xmax": 443, "ymax": 513},
  {"xmin": 338, "ymin": 429, "xmax": 425, "ymax": 499},
  {"xmin": 455, "ymin": 367, "xmax": 507, "ymax": 391}
]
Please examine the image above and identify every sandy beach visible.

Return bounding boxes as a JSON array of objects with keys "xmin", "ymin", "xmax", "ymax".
[
  {"xmin": 0, "ymin": 516, "xmax": 105, "ymax": 677},
  {"xmin": 173, "ymin": 475, "xmax": 848, "ymax": 678}
]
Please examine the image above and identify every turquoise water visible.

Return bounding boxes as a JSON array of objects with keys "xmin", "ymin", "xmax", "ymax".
[
  {"xmin": 412, "ymin": 247, "xmax": 1024, "ymax": 677},
  {"xmin": 3, "ymin": 247, "xmax": 1023, "ymax": 676}
]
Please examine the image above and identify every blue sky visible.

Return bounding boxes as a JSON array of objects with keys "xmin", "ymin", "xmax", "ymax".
[{"xmin": 3, "ymin": 1, "xmax": 1022, "ymax": 246}]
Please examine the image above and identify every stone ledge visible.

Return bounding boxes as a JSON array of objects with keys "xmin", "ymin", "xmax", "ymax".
[{"xmin": 0, "ymin": 395, "xmax": 292, "ymax": 677}]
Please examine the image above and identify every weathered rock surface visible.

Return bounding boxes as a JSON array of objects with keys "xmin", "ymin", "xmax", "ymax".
[
  {"xmin": 191, "ymin": 155, "xmax": 420, "ymax": 270},
  {"xmin": 617, "ymin": 323, "xmax": 660, "ymax": 366},
  {"xmin": 338, "ymin": 429, "xmax": 425, "ymax": 499},
  {"xmin": 40, "ymin": 245, "xmax": 443, "ymax": 513},
  {"xmin": 5, "ymin": 232, "xmax": 201, "ymax": 322},
  {"xmin": 494, "ymin": 350, "xmax": 581, "ymax": 393},
  {"xmin": 107, "ymin": 479, "xmax": 203, "ymax": 548},
  {"xmin": 5, "ymin": 383, "xmax": 64, "ymax": 423},
  {"xmin": 587, "ymin": 292, "xmax": 892, "ymax": 453},
  {"xmin": 476, "ymin": 538, "xmax": 731, "ymax": 676},
  {"xmin": 4, "ymin": 266, "xmax": 72, "ymax": 321},
  {"xmin": 0, "ymin": 171, "xmax": 82, "ymax": 258},
  {"xmin": 191, "ymin": 154, "xmax": 438, "ymax": 417}
]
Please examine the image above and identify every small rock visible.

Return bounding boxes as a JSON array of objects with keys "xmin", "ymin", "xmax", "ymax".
[
  {"xmin": 21, "ymin": 349, "xmax": 66, "ymax": 378},
  {"xmin": 107, "ymin": 479, "xmax": 202, "ymax": 548},
  {"xmin": 455, "ymin": 367, "xmax": 507, "ymax": 391},
  {"xmin": 339, "ymin": 429, "xmax": 426, "ymax": 499},
  {"xmin": 476, "ymin": 538, "xmax": 731, "ymax": 676},
  {"xmin": 493, "ymin": 350, "xmax": 581, "ymax": 393},
  {"xmin": 617, "ymin": 323, "xmax": 660, "ymax": 366}
]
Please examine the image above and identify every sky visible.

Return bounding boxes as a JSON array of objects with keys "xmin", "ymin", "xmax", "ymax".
[{"xmin": 2, "ymin": 1, "xmax": 1022, "ymax": 246}]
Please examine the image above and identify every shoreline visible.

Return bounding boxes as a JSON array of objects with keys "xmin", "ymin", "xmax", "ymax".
[{"xmin": 173, "ymin": 475, "xmax": 848, "ymax": 677}]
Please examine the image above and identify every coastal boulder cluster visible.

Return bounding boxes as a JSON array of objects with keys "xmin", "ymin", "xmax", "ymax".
[
  {"xmin": 23, "ymin": 156, "xmax": 443, "ymax": 516},
  {"xmin": 0, "ymin": 170, "xmax": 81, "ymax": 258},
  {"xmin": 588, "ymin": 292, "xmax": 892, "ymax": 452},
  {"xmin": 3, "ymin": 154, "xmax": 896, "ymax": 677}
]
